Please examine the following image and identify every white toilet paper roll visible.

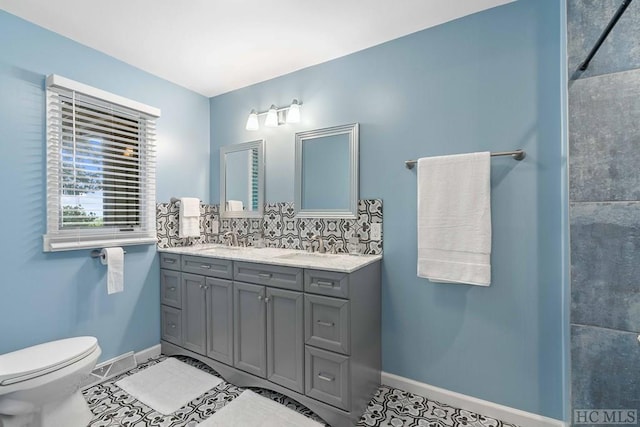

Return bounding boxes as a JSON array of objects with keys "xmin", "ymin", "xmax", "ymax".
[{"xmin": 101, "ymin": 247, "xmax": 124, "ymax": 295}]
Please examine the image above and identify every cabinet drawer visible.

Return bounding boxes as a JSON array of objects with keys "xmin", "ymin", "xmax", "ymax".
[
  {"xmin": 160, "ymin": 269, "xmax": 181, "ymax": 308},
  {"xmin": 234, "ymin": 262, "xmax": 302, "ymax": 291},
  {"xmin": 182, "ymin": 255, "xmax": 233, "ymax": 279},
  {"xmin": 160, "ymin": 253, "xmax": 181, "ymax": 271},
  {"xmin": 305, "ymin": 295, "xmax": 350, "ymax": 355},
  {"xmin": 305, "ymin": 346, "xmax": 350, "ymax": 411},
  {"xmin": 161, "ymin": 305, "xmax": 182, "ymax": 346},
  {"xmin": 304, "ymin": 270, "xmax": 349, "ymax": 298}
]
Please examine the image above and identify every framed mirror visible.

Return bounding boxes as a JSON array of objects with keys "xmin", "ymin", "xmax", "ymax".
[
  {"xmin": 294, "ymin": 123, "xmax": 359, "ymax": 218},
  {"xmin": 220, "ymin": 139, "xmax": 265, "ymax": 218}
]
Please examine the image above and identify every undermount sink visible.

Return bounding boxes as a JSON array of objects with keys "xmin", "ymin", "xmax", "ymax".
[{"xmin": 275, "ymin": 252, "xmax": 343, "ymax": 262}]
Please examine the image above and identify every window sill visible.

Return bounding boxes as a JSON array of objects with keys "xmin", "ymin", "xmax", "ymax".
[{"xmin": 43, "ymin": 235, "xmax": 157, "ymax": 252}]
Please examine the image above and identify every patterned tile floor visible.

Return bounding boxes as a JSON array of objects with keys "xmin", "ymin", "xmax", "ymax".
[{"xmin": 84, "ymin": 355, "xmax": 519, "ymax": 427}]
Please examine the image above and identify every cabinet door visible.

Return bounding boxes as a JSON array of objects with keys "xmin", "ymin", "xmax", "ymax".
[
  {"xmin": 181, "ymin": 273, "xmax": 207, "ymax": 355},
  {"xmin": 233, "ymin": 282, "xmax": 266, "ymax": 378},
  {"xmin": 206, "ymin": 277, "xmax": 233, "ymax": 365},
  {"xmin": 266, "ymin": 288, "xmax": 304, "ymax": 393}
]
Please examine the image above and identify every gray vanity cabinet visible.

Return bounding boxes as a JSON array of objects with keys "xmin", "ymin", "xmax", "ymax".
[{"xmin": 161, "ymin": 251, "xmax": 381, "ymax": 427}]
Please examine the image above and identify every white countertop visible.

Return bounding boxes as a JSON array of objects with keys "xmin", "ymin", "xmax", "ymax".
[{"xmin": 158, "ymin": 244, "xmax": 382, "ymax": 273}]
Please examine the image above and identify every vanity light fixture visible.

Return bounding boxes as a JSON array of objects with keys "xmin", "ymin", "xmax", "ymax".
[{"xmin": 245, "ymin": 99, "xmax": 302, "ymax": 130}]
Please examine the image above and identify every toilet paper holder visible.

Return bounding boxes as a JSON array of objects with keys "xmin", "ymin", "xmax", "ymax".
[{"xmin": 90, "ymin": 249, "xmax": 127, "ymax": 260}]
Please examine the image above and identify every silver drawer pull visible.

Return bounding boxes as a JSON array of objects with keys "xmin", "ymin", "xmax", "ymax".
[
  {"xmin": 169, "ymin": 323, "xmax": 176, "ymax": 329},
  {"xmin": 200, "ymin": 264, "xmax": 211, "ymax": 269},
  {"xmin": 316, "ymin": 320, "xmax": 334, "ymax": 327},
  {"xmin": 316, "ymin": 280, "xmax": 334, "ymax": 288},
  {"xmin": 317, "ymin": 373, "xmax": 335, "ymax": 382},
  {"xmin": 258, "ymin": 273, "xmax": 272, "ymax": 279},
  {"xmin": 164, "ymin": 259, "xmax": 176, "ymax": 264},
  {"xmin": 169, "ymin": 286, "xmax": 176, "ymax": 291}
]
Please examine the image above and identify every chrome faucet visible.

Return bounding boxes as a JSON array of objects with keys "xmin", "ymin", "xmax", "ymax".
[
  {"xmin": 309, "ymin": 234, "xmax": 326, "ymax": 253},
  {"xmin": 223, "ymin": 231, "xmax": 238, "ymax": 247}
]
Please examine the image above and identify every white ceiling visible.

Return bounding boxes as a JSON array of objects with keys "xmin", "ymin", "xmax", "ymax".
[{"xmin": 1, "ymin": 0, "xmax": 514, "ymax": 97}]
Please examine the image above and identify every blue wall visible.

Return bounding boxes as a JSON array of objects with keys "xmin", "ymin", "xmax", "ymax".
[
  {"xmin": 0, "ymin": 11, "xmax": 210, "ymax": 362},
  {"xmin": 210, "ymin": 0, "xmax": 566, "ymax": 419}
]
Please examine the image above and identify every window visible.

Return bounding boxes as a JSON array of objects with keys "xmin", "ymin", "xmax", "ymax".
[{"xmin": 43, "ymin": 75, "xmax": 160, "ymax": 252}]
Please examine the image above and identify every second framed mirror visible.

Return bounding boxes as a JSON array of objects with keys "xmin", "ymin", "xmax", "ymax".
[
  {"xmin": 220, "ymin": 139, "xmax": 265, "ymax": 218},
  {"xmin": 294, "ymin": 123, "xmax": 359, "ymax": 218}
]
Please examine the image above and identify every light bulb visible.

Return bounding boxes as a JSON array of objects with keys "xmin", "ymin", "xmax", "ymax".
[
  {"xmin": 286, "ymin": 99, "xmax": 301, "ymax": 123},
  {"xmin": 265, "ymin": 105, "xmax": 278, "ymax": 127},
  {"xmin": 245, "ymin": 110, "xmax": 259, "ymax": 131}
]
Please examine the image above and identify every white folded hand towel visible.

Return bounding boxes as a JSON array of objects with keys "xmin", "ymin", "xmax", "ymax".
[
  {"xmin": 227, "ymin": 200, "xmax": 244, "ymax": 211},
  {"xmin": 417, "ymin": 152, "xmax": 492, "ymax": 286},
  {"xmin": 179, "ymin": 197, "xmax": 200, "ymax": 238}
]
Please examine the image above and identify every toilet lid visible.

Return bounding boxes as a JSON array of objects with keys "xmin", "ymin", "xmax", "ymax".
[{"xmin": 0, "ymin": 336, "xmax": 98, "ymax": 386}]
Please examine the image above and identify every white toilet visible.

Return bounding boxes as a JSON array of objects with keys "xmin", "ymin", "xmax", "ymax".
[{"xmin": 0, "ymin": 336, "xmax": 101, "ymax": 427}]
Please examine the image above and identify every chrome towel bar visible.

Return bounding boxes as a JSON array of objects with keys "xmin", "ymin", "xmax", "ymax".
[{"xmin": 404, "ymin": 149, "xmax": 525, "ymax": 169}]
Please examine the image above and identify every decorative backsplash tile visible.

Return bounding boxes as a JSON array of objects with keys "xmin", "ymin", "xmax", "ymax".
[
  {"xmin": 156, "ymin": 203, "xmax": 219, "ymax": 248},
  {"xmin": 156, "ymin": 199, "xmax": 383, "ymax": 255}
]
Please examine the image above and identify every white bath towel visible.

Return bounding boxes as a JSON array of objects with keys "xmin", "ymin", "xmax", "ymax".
[
  {"xmin": 227, "ymin": 200, "xmax": 244, "ymax": 211},
  {"xmin": 179, "ymin": 197, "xmax": 200, "ymax": 238},
  {"xmin": 417, "ymin": 152, "xmax": 492, "ymax": 286}
]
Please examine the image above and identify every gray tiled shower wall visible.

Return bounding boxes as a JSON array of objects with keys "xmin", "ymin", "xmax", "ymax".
[
  {"xmin": 156, "ymin": 199, "xmax": 383, "ymax": 255},
  {"xmin": 568, "ymin": 0, "xmax": 640, "ymax": 421}
]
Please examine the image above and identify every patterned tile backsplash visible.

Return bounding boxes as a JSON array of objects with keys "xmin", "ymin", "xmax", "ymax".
[{"xmin": 157, "ymin": 199, "xmax": 383, "ymax": 255}]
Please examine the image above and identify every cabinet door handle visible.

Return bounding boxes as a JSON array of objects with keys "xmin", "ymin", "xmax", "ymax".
[
  {"xmin": 200, "ymin": 264, "xmax": 211, "ymax": 269},
  {"xmin": 316, "ymin": 320, "xmax": 334, "ymax": 327},
  {"xmin": 317, "ymin": 280, "xmax": 334, "ymax": 288},
  {"xmin": 257, "ymin": 295, "xmax": 263, "ymax": 301},
  {"xmin": 317, "ymin": 373, "xmax": 335, "ymax": 382},
  {"xmin": 264, "ymin": 297, "xmax": 270, "ymax": 303},
  {"xmin": 164, "ymin": 259, "xmax": 176, "ymax": 264},
  {"xmin": 258, "ymin": 273, "xmax": 272, "ymax": 279}
]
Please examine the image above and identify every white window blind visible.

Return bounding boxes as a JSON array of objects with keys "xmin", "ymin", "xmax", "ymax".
[{"xmin": 43, "ymin": 75, "xmax": 161, "ymax": 252}]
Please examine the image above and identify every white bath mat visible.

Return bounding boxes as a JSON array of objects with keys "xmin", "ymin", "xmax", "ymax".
[
  {"xmin": 198, "ymin": 390, "xmax": 324, "ymax": 427},
  {"xmin": 115, "ymin": 358, "xmax": 222, "ymax": 415}
]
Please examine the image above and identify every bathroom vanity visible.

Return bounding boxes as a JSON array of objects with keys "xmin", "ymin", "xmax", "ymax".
[{"xmin": 158, "ymin": 245, "xmax": 381, "ymax": 427}]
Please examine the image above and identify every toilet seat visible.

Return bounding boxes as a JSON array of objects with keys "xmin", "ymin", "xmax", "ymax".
[{"xmin": 0, "ymin": 337, "xmax": 98, "ymax": 386}]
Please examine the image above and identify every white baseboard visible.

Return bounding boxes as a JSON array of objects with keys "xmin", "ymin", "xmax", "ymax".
[
  {"xmin": 134, "ymin": 343, "xmax": 161, "ymax": 363},
  {"xmin": 381, "ymin": 372, "xmax": 567, "ymax": 427}
]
